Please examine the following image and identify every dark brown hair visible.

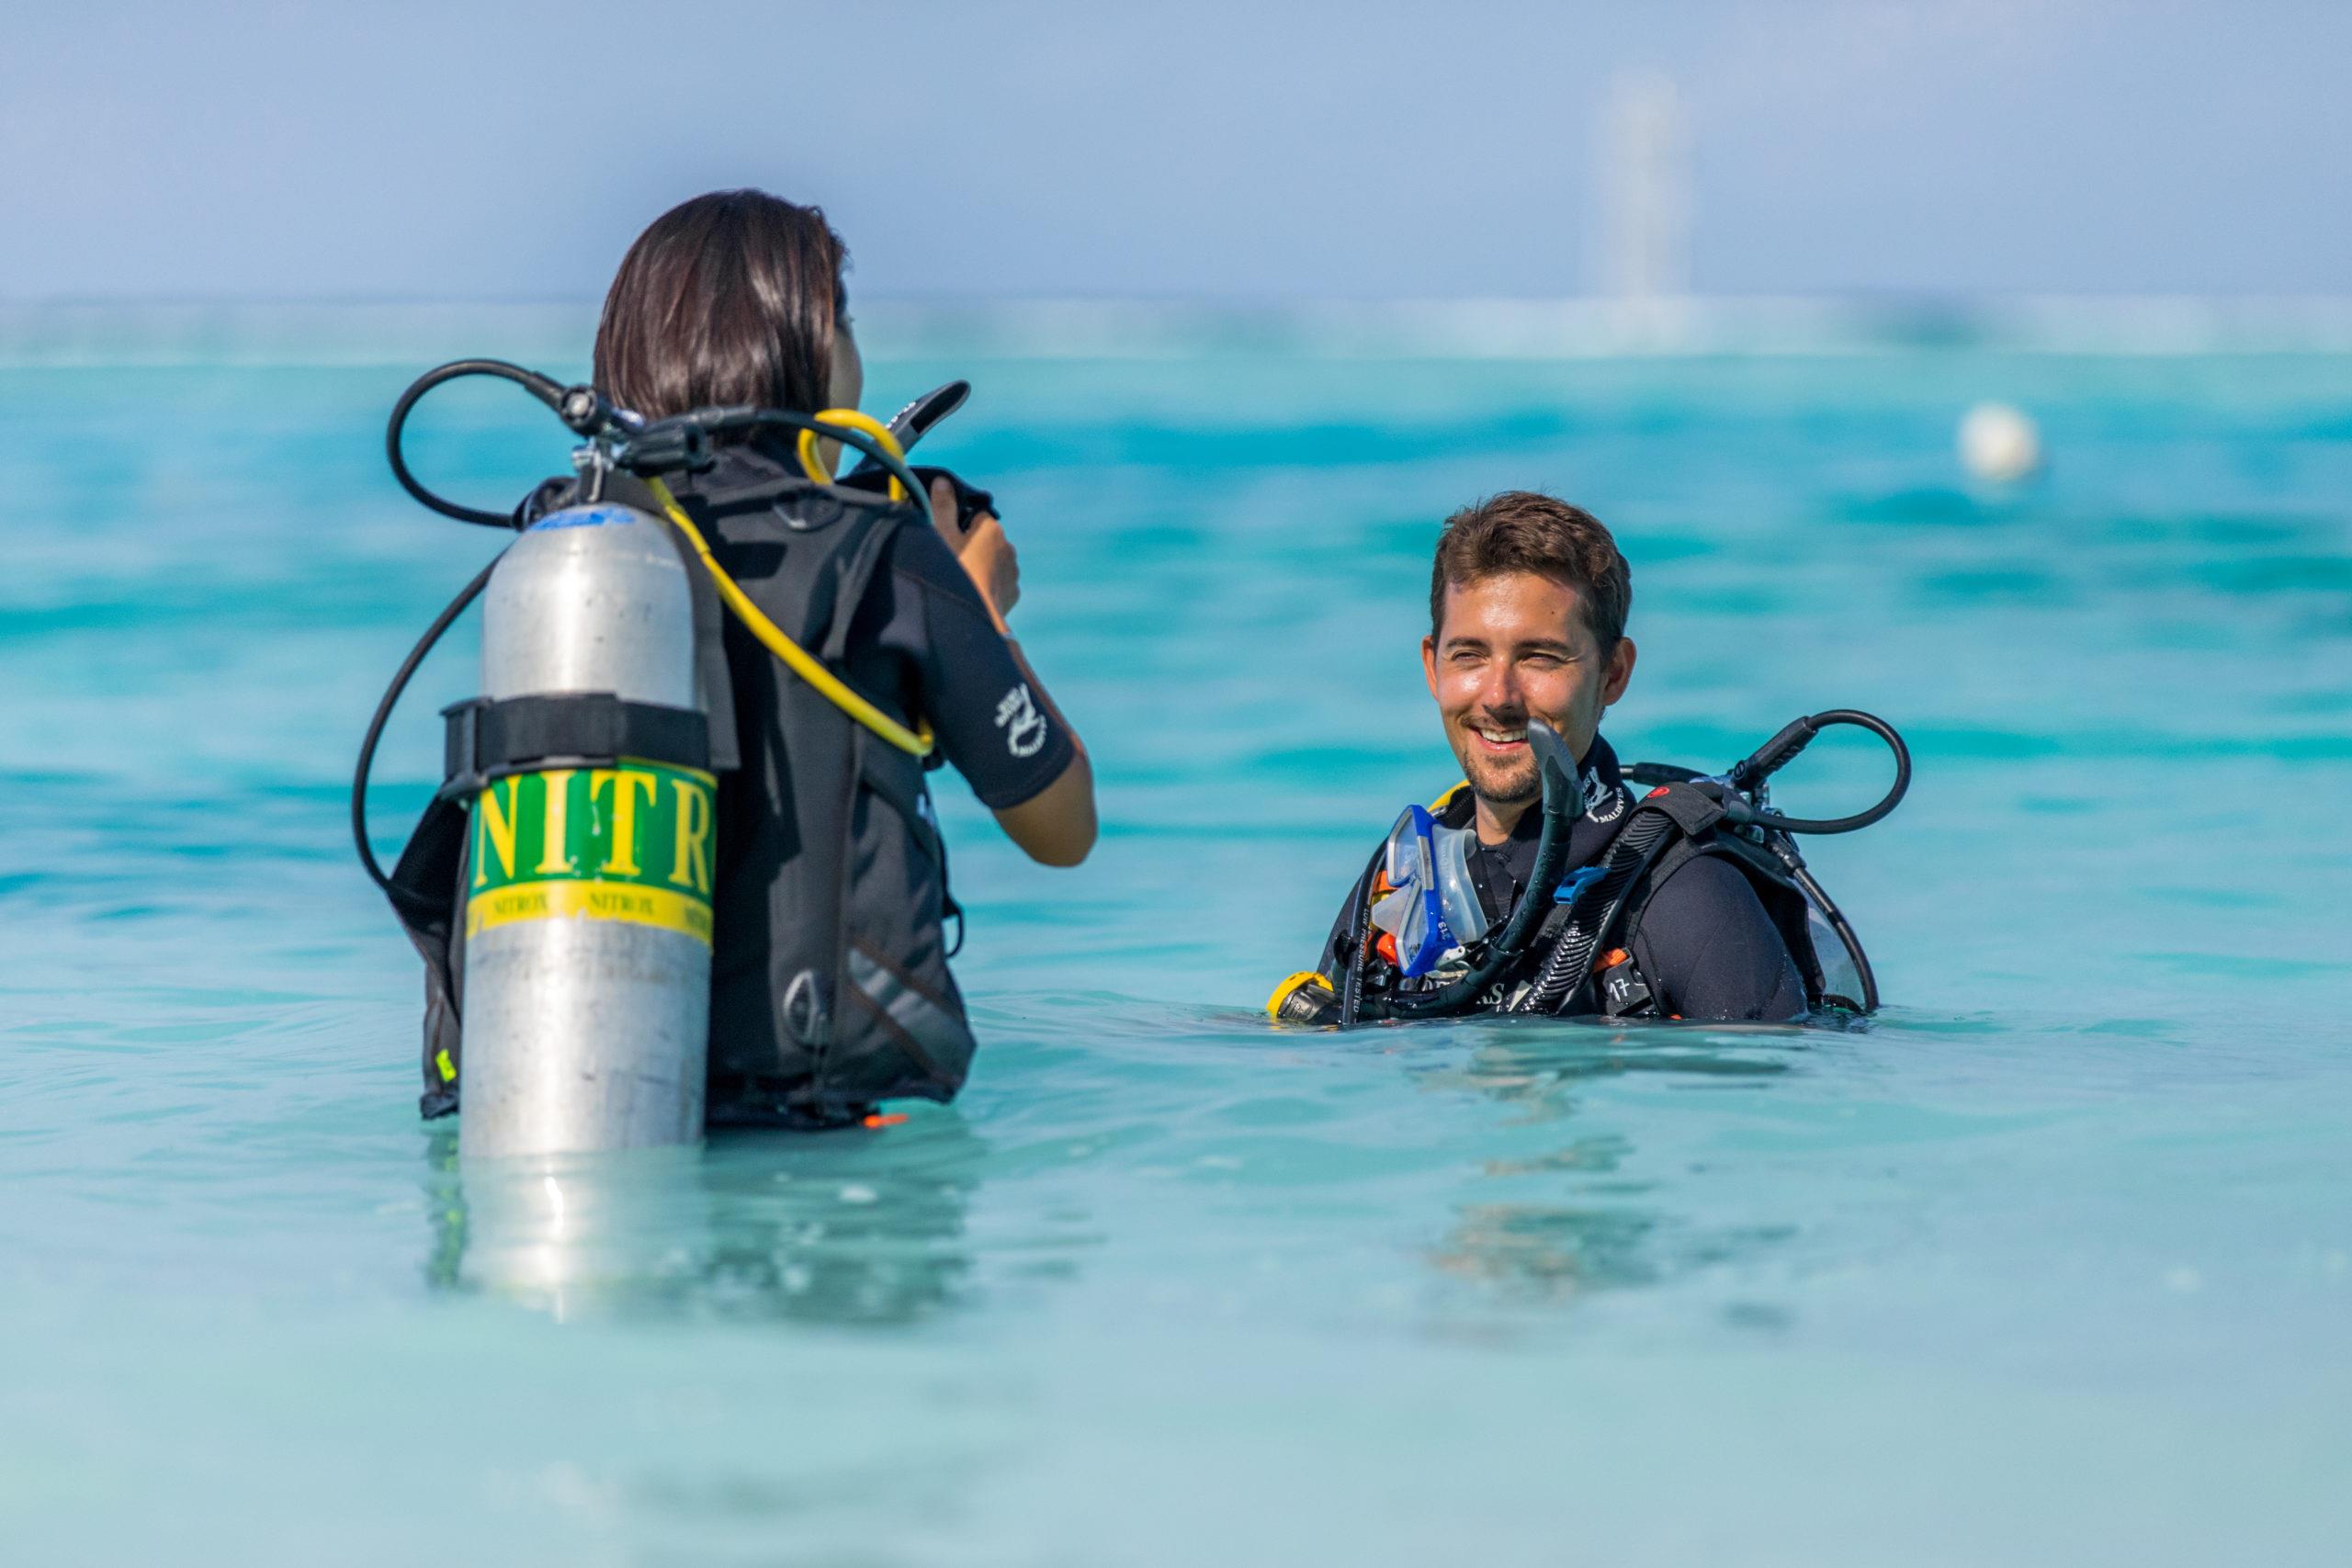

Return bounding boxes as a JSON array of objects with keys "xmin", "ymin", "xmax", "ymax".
[
  {"xmin": 1430, "ymin": 491, "xmax": 1632, "ymax": 650},
  {"xmin": 594, "ymin": 189, "xmax": 849, "ymax": 421}
]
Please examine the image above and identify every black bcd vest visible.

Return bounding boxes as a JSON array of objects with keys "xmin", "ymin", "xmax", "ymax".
[{"xmin": 1317, "ymin": 780, "xmax": 1855, "ymax": 1023}]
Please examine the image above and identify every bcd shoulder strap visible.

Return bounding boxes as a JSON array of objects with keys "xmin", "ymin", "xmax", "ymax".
[{"xmin": 1511, "ymin": 783, "xmax": 1725, "ymax": 1015}]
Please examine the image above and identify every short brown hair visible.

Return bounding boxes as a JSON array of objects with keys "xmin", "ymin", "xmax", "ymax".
[
  {"xmin": 594, "ymin": 189, "xmax": 849, "ymax": 423},
  {"xmin": 1430, "ymin": 491, "xmax": 1632, "ymax": 650}
]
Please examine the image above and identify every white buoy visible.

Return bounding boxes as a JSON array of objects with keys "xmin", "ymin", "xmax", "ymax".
[{"xmin": 1958, "ymin": 401, "xmax": 2043, "ymax": 484}]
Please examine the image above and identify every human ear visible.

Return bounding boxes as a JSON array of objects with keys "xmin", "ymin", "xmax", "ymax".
[
  {"xmin": 1600, "ymin": 637, "xmax": 1636, "ymax": 705},
  {"xmin": 1422, "ymin": 635, "xmax": 1441, "ymax": 699},
  {"xmin": 829, "ymin": 321, "xmax": 865, "ymax": 410}
]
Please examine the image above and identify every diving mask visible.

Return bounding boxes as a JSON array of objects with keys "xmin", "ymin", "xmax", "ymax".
[{"xmin": 1369, "ymin": 804, "xmax": 1491, "ymax": 977}]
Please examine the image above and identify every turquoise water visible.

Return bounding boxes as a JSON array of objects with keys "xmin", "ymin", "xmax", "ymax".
[{"xmin": 6, "ymin": 321, "xmax": 2351, "ymax": 1563}]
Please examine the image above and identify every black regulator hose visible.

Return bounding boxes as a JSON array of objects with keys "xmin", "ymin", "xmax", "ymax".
[
  {"xmin": 639, "ymin": 407, "xmax": 933, "ymax": 527},
  {"xmin": 391, "ymin": 357, "xmax": 939, "ymax": 529},
  {"xmin": 386, "ymin": 359, "xmax": 569, "ymax": 526},
  {"xmin": 1626, "ymin": 710, "xmax": 1911, "ymax": 837},
  {"xmin": 1786, "ymin": 856, "xmax": 1880, "ymax": 1011},
  {"xmin": 351, "ymin": 559, "xmax": 497, "ymax": 894},
  {"xmin": 1732, "ymin": 709, "xmax": 1910, "ymax": 835}
]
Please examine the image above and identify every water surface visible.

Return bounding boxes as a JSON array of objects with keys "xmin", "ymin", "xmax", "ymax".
[{"xmin": 4, "ymin": 319, "xmax": 2349, "ymax": 1564}]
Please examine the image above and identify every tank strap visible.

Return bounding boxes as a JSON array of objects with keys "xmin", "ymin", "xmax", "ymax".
[{"xmin": 437, "ymin": 694, "xmax": 709, "ymax": 799}]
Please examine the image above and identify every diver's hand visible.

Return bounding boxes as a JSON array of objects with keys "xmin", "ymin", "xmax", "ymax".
[{"xmin": 932, "ymin": 474, "xmax": 1021, "ymax": 624}]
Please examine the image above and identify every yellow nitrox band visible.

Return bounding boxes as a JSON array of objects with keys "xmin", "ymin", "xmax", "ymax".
[
  {"xmin": 468, "ymin": 760, "xmax": 716, "ymax": 944},
  {"xmin": 466, "ymin": 878, "xmax": 715, "ymax": 942}
]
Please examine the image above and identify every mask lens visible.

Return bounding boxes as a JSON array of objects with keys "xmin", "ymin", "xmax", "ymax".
[
  {"xmin": 1380, "ymin": 809, "xmax": 1418, "ymax": 888},
  {"xmin": 1430, "ymin": 824, "xmax": 1488, "ymax": 945},
  {"xmin": 1381, "ymin": 805, "xmax": 1435, "ymax": 889}
]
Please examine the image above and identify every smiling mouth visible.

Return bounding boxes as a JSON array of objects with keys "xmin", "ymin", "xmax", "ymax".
[{"xmin": 1469, "ymin": 722, "xmax": 1529, "ymax": 751}]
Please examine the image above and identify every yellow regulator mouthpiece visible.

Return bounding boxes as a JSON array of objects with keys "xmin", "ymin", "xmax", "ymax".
[{"xmin": 796, "ymin": 408, "xmax": 909, "ymax": 500}]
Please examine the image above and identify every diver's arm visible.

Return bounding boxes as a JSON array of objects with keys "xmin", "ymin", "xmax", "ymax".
[
  {"xmin": 989, "ymin": 649, "xmax": 1095, "ymax": 866},
  {"xmin": 931, "ymin": 477, "xmax": 1098, "ymax": 867}
]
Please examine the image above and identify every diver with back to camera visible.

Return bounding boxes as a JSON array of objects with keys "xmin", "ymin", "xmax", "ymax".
[
  {"xmin": 1269, "ymin": 491, "xmax": 1906, "ymax": 1028},
  {"xmin": 358, "ymin": 190, "xmax": 1095, "ymax": 1145}
]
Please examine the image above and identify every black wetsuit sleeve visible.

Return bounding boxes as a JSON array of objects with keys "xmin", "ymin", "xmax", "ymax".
[
  {"xmin": 867, "ymin": 524, "xmax": 1077, "ymax": 809},
  {"xmin": 1629, "ymin": 854, "xmax": 1807, "ymax": 1022}
]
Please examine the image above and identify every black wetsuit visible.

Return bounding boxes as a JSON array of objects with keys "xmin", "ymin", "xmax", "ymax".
[
  {"xmin": 808, "ymin": 479, "xmax": 1075, "ymax": 812},
  {"xmin": 1318, "ymin": 735, "xmax": 1806, "ymax": 1023}
]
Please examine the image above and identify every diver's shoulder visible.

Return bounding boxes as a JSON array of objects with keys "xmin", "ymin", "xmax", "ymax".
[
  {"xmin": 885, "ymin": 518, "xmax": 989, "ymax": 606},
  {"xmin": 1642, "ymin": 845, "xmax": 1774, "ymax": 924}
]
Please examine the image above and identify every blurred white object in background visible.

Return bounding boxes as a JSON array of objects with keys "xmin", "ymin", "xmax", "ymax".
[
  {"xmin": 1599, "ymin": 73, "xmax": 1693, "ymax": 350},
  {"xmin": 1958, "ymin": 401, "xmax": 2043, "ymax": 483},
  {"xmin": 1597, "ymin": 71, "xmax": 1690, "ymax": 327}
]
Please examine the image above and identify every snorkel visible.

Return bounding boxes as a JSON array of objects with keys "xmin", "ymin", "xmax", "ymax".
[{"xmin": 1351, "ymin": 719, "xmax": 1584, "ymax": 1023}]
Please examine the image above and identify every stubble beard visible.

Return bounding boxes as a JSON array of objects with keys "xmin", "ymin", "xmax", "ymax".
[{"xmin": 1457, "ymin": 733, "xmax": 1539, "ymax": 816}]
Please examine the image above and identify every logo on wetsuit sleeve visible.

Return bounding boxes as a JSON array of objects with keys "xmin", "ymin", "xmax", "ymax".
[{"xmin": 994, "ymin": 682, "xmax": 1047, "ymax": 758}]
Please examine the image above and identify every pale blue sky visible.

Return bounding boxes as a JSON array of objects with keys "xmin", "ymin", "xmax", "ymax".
[{"xmin": 6, "ymin": 0, "xmax": 2346, "ymax": 301}]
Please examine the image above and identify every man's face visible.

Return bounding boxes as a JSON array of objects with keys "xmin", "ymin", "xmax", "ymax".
[{"xmin": 1421, "ymin": 571, "xmax": 1637, "ymax": 810}]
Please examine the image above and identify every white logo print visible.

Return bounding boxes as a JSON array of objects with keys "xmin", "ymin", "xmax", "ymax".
[
  {"xmin": 1582, "ymin": 766, "xmax": 1626, "ymax": 823},
  {"xmin": 994, "ymin": 682, "xmax": 1047, "ymax": 759}
]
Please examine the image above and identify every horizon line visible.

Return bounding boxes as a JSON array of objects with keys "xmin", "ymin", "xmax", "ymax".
[{"xmin": 11, "ymin": 293, "xmax": 2352, "ymax": 368}]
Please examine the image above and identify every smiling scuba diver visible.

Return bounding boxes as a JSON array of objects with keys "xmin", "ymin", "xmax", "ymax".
[{"xmin": 1270, "ymin": 491, "xmax": 1818, "ymax": 1027}]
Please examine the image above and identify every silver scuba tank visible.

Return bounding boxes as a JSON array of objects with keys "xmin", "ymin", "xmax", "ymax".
[{"xmin": 458, "ymin": 502, "xmax": 715, "ymax": 1159}]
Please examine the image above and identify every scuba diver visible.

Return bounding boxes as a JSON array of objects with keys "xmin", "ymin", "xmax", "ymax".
[
  {"xmin": 1268, "ymin": 491, "xmax": 1907, "ymax": 1028},
  {"xmin": 359, "ymin": 189, "xmax": 1095, "ymax": 1142}
]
